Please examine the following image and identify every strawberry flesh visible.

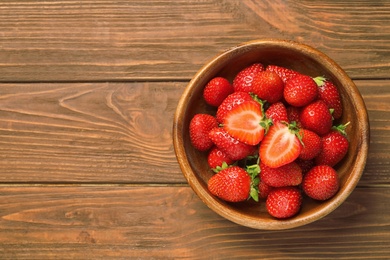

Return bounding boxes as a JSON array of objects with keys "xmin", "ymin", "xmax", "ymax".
[
  {"xmin": 223, "ymin": 101, "xmax": 266, "ymax": 145},
  {"xmin": 259, "ymin": 122, "xmax": 302, "ymax": 168}
]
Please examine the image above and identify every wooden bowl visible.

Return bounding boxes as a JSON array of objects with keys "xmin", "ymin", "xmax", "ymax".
[{"xmin": 172, "ymin": 39, "xmax": 370, "ymax": 230}]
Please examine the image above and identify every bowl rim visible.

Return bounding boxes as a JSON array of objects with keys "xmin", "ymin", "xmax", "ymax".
[{"xmin": 173, "ymin": 39, "xmax": 370, "ymax": 230}]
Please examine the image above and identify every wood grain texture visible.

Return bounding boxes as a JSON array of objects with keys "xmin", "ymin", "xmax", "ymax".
[
  {"xmin": 0, "ymin": 186, "xmax": 388, "ymax": 259},
  {"xmin": 0, "ymin": 1, "xmax": 389, "ymax": 258},
  {"xmin": 0, "ymin": 0, "xmax": 389, "ymax": 82},
  {"xmin": 0, "ymin": 82, "xmax": 185, "ymax": 183},
  {"xmin": 0, "ymin": 80, "xmax": 388, "ymax": 185}
]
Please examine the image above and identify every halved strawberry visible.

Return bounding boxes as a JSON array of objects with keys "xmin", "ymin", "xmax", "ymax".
[
  {"xmin": 223, "ymin": 101, "xmax": 269, "ymax": 145},
  {"xmin": 259, "ymin": 122, "xmax": 302, "ymax": 168},
  {"xmin": 216, "ymin": 91, "xmax": 254, "ymax": 123}
]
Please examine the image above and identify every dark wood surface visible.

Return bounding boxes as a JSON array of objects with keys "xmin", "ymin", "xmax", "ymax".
[{"xmin": 0, "ymin": 1, "xmax": 389, "ymax": 259}]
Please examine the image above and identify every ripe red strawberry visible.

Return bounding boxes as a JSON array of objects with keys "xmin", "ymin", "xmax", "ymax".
[
  {"xmin": 233, "ymin": 63, "xmax": 264, "ymax": 93},
  {"xmin": 216, "ymin": 91, "xmax": 253, "ymax": 123},
  {"xmin": 314, "ymin": 76, "xmax": 343, "ymax": 119},
  {"xmin": 266, "ymin": 65, "xmax": 301, "ymax": 83},
  {"xmin": 207, "ymin": 147, "xmax": 234, "ymax": 170},
  {"xmin": 189, "ymin": 114, "xmax": 218, "ymax": 151},
  {"xmin": 203, "ymin": 77, "xmax": 234, "ymax": 107},
  {"xmin": 265, "ymin": 102, "xmax": 288, "ymax": 124},
  {"xmin": 259, "ymin": 122, "xmax": 302, "ymax": 168},
  {"xmin": 315, "ymin": 125, "xmax": 349, "ymax": 166},
  {"xmin": 284, "ymin": 74, "xmax": 318, "ymax": 107},
  {"xmin": 223, "ymin": 101, "xmax": 269, "ymax": 145},
  {"xmin": 295, "ymin": 158, "xmax": 315, "ymax": 174},
  {"xmin": 266, "ymin": 186, "xmax": 302, "ymax": 219},
  {"xmin": 300, "ymin": 100, "xmax": 333, "ymax": 136},
  {"xmin": 251, "ymin": 71, "xmax": 284, "ymax": 104},
  {"xmin": 286, "ymin": 106, "xmax": 302, "ymax": 128},
  {"xmin": 260, "ymin": 162, "xmax": 302, "ymax": 187},
  {"xmin": 208, "ymin": 166, "xmax": 258, "ymax": 202},
  {"xmin": 302, "ymin": 165, "xmax": 340, "ymax": 200},
  {"xmin": 298, "ymin": 129, "xmax": 322, "ymax": 160},
  {"xmin": 258, "ymin": 181, "xmax": 273, "ymax": 199},
  {"xmin": 209, "ymin": 127, "xmax": 257, "ymax": 161}
]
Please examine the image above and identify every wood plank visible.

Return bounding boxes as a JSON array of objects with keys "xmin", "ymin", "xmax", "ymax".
[
  {"xmin": 356, "ymin": 80, "xmax": 390, "ymax": 185},
  {"xmin": 0, "ymin": 0, "xmax": 389, "ymax": 82},
  {"xmin": 0, "ymin": 186, "xmax": 388, "ymax": 259},
  {"xmin": 0, "ymin": 80, "xmax": 388, "ymax": 185},
  {"xmin": 0, "ymin": 82, "xmax": 186, "ymax": 183}
]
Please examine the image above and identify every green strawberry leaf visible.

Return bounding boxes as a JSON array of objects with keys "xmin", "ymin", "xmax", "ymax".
[{"xmin": 250, "ymin": 186, "xmax": 259, "ymax": 202}]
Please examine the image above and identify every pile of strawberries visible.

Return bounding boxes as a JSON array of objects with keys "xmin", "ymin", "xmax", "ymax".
[{"xmin": 189, "ymin": 63, "xmax": 349, "ymax": 219}]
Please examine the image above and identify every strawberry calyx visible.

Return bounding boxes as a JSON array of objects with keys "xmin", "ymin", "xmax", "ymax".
[
  {"xmin": 286, "ymin": 121, "xmax": 304, "ymax": 146},
  {"xmin": 249, "ymin": 93, "xmax": 273, "ymax": 133},
  {"xmin": 212, "ymin": 161, "xmax": 230, "ymax": 173},
  {"xmin": 313, "ymin": 76, "xmax": 327, "ymax": 87},
  {"xmin": 250, "ymin": 93, "xmax": 266, "ymax": 109},
  {"xmin": 245, "ymin": 162, "xmax": 260, "ymax": 202},
  {"xmin": 332, "ymin": 121, "xmax": 350, "ymax": 136}
]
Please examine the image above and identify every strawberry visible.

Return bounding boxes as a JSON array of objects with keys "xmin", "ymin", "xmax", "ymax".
[
  {"xmin": 286, "ymin": 106, "xmax": 302, "ymax": 128},
  {"xmin": 315, "ymin": 124, "xmax": 349, "ymax": 166},
  {"xmin": 208, "ymin": 166, "xmax": 259, "ymax": 202},
  {"xmin": 266, "ymin": 65, "xmax": 301, "ymax": 83},
  {"xmin": 298, "ymin": 129, "xmax": 322, "ymax": 160},
  {"xmin": 223, "ymin": 101, "xmax": 269, "ymax": 145},
  {"xmin": 251, "ymin": 71, "xmax": 284, "ymax": 104},
  {"xmin": 258, "ymin": 181, "xmax": 273, "ymax": 199},
  {"xmin": 265, "ymin": 102, "xmax": 288, "ymax": 124},
  {"xmin": 233, "ymin": 63, "xmax": 264, "ymax": 93},
  {"xmin": 314, "ymin": 76, "xmax": 343, "ymax": 119},
  {"xmin": 189, "ymin": 114, "xmax": 218, "ymax": 151},
  {"xmin": 209, "ymin": 127, "xmax": 257, "ymax": 161},
  {"xmin": 300, "ymin": 100, "xmax": 333, "ymax": 136},
  {"xmin": 203, "ymin": 77, "xmax": 234, "ymax": 107},
  {"xmin": 259, "ymin": 122, "xmax": 302, "ymax": 168},
  {"xmin": 207, "ymin": 147, "xmax": 235, "ymax": 170},
  {"xmin": 302, "ymin": 165, "xmax": 340, "ymax": 200},
  {"xmin": 216, "ymin": 91, "xmax": 254, "ymax": 123},
  {"xmin": 260, "ymin": 162, "xmax": 302, "ymax": 187},
  {"xmin": 284, "ymin": 74, "xmax": 318, "ymax": 107},
  {"xmin": 295, "ymin": 158, "xmax": 315, "ymax": 174},
  {"xmin": 266, "ymin": 186, "xmax": 302, "ymax": 219}
]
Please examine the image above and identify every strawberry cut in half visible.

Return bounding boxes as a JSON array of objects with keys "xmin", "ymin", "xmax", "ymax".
[
  {"xmin": 223, "ymin": 101, "xmax": 269, "ymax": 146},
  {"xmin": 259, "ymin": 122, "xmax": 302, "ymax": 168}
]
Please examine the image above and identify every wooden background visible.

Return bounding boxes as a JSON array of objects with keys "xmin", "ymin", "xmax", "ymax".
[{"xmin": 0, "ymin": 0, "xmax": 389, "ymax": 259}]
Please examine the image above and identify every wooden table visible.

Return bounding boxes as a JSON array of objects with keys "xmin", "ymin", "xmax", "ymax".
[{"xmin": 0, "ymin": 1, "xmax": 389, "ymax": 259}]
